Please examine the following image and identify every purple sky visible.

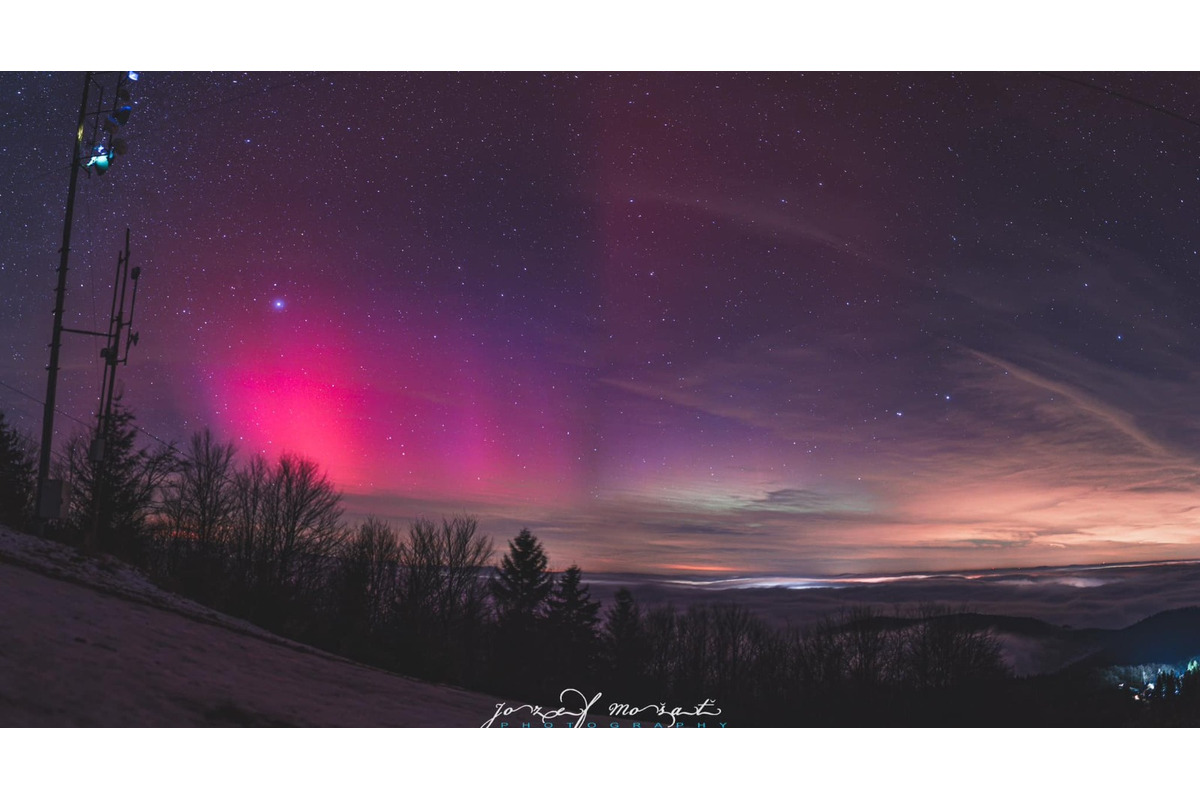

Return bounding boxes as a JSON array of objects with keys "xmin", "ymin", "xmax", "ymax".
[{"xmin": 8, "ymin": 72, "xmax": 1200, "ymax": 575}]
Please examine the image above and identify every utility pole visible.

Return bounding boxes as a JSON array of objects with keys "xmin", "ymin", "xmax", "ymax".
[
  {"xmin": 34, "ymin": 72, "xmax": 91, "ymax": 527},
  {"xmin": 34, "ymin": 71, "xmax": 141, "ymax": 530}
]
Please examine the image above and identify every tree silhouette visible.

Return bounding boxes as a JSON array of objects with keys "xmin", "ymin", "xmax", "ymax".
[
  {"xmin": 0, "ymin": 411, "xmax": 35, "ymax": 532},
  {"xmin": 156, "ymin": 428, "xmax": 236, "ymax": 597},
  {"xmin": 395, "ymin": 515, "xmax": 493, "ymax": 682},
  {"xmin": 489, "ymin": 528, "xmax": 552, "ymax": 626},
  {"xmin": 223, "ymin": 452, "xmax": 346, "ymax": 633},
  {"xmin": 901, "ymin": 605, "xmax": 1010, "ymax": 692},
  {"xmin": 603, "ymin": 587, "xmax": 647, "ymax": 694},
  {"xmin": 59, "ymin": 400, "xmax": 176, "ymax": 557},
  {"xmin": 488, "ymin": 528, "xmax": 553, "ymax": 694},
  {"xmin": 545, "ymin": 565, "xmax": 601, "ymax": 682},
  {"xmin": 327, "ymin": 516, "xmax": 402, "ymax": 661},
  {"xmin": 160, "ymin": 429, "xmax": 236, "ymax": 549}
]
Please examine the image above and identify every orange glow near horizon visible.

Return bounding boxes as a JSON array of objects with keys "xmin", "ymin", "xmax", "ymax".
[{"xmin": 648, "ymin": 563, "xmax": 744, "ymax": 574}]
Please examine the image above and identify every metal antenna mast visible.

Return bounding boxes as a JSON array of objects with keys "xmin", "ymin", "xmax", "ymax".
[
  {"xmin": 34, "ymin": 71, "xmax": 141, "ymax": 528},
  {"xmin": 85, "ymin": 229, "xmax": 141, "ymax": 550}
]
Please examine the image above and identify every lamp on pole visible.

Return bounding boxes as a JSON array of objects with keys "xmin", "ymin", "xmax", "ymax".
[{"xmin": 35, "ymin": 71, "xmax": 140, "ymax": 528}]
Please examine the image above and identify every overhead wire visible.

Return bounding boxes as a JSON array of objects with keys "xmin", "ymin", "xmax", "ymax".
[
  {"xmin": 0, "ymin": 377, "xmax": 181, "ymax": 456},
  {"xmin": 0, "ymin": 377, "xmax": 90, "ymax": 429}
]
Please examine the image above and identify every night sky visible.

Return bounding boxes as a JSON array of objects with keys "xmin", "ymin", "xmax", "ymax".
[{"xmin": 7, "ymin": 71, "xmax": 1200, "ymax": 576}]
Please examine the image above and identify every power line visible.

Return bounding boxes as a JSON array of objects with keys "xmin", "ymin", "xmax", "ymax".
[
  {"xmin": 0, "ymin": 377, "xmax": 91, "ymax": 428},
  {"xmin": 0, "ymin": 376, "xmax": 180, "ymax": 455}
]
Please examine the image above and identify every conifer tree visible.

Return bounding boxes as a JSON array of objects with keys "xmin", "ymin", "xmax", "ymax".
[
  {"xmin": 604, "ymin": 587, "xmax": 647, "ymax": 692},
  {"xmin": 61, "ymin": 399, "xmax": 175, "ymax": 556},
  {"xmin": 547, "ymin": 566, "xmax": 601, "ymax": 642},
  {"xmin": 546, "ymin": 565, "xmax": 602, "ymax": 681},
  {"xmin": 0, "ymin": 412, "xmax": 35, "ymax": 531},
  {"xmin": 606, "ymin": 587, "xmax": 641, "ymax": 643},
  {"xmin": 489, "ymin": 528, "xmax": 552, "ymax": 626},
  {"xmin": 488, "ymin": 528, "xmax": 554, "ymax": 695}
]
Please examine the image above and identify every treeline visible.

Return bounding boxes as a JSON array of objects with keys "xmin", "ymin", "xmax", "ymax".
[
  {"xmin": 0, "ymin": 407, "xmax": 1013, "ymax": 725},
  {"xmin": 1098, "ymin": 660, "xmax": 1200, "ymax": 725}
]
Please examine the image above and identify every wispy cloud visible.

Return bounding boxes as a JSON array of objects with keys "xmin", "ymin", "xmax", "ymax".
[{"xmin": 963, "ymin": 347, "xmax": 1175, "ymax": 458}]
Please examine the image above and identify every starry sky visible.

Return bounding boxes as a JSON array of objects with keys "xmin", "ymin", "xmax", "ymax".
[{"xmin": 7, "ymin": 71, "xmax": 1200, "ymax": 576}]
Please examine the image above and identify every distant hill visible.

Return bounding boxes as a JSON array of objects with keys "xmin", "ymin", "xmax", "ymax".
[
  {"xmin": 905, "ymin": 608, "xmax": 1200, "ymax": 676},
  {"xmin": 1069, "ymin": 606, "xmax": 1200, "ymax": 671},
  {"xmin": 807, "ymin": 608, "xmax": 1200, "ymax": 676}
]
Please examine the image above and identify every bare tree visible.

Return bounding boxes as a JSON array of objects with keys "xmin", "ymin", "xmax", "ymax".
[
  {"xmin": 795, "ymin": 613, "xmax": 851, "ymax": 689},
  {"xmin": 268, "ymin": 453, "xmax": 345, "ymax": 595},
  {"xmin": 394, "ymin": 515, "xmax": 493, "ymax": 680},
  {"xmin": 228, "ymin": 453, "xmax": 270, "ymax": 591},
  {"xmin": 159, "ymin": 429, "xmax": 236, "ymax": 548},
  {"xmin": 155, "ymin": 429, "xmax": 236, "ymax": 591},
  {"xmin": 841, "ymin": 606, "xmax": 902, "ymax": 687},
  {"xmin": 900, "ymin": 604, "xmax": 1010, "ymax": 691},
  {"xmin": 336, "ymin": 516, "xmax": 402, "ymax": 631},
  {"xmin": 326, "ymin": 516, "xmax": 402, "ymax": 657},
  {"xmin": 709, "ymin": 602, "xmax": 769, "ymax": 696},
  {"xmin": 642, "ymin": 604, "xmax": 682, "ymax": 695},
  {"xmin": 224, "ymin": 453, "xmax": 346, "ymax": 626},
  {"xmin": 398, "ymin": 516, "xmax": 492, "ymax": 628}
]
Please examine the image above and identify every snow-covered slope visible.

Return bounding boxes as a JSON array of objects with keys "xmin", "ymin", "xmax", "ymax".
[{"xmin": 0, "ymin": 524, "xmax": 505, "ymax": 726}]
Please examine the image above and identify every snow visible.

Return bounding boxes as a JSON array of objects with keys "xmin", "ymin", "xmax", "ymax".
[{"xmin": 0, "ymin": 524, "xmax": 510, "ymax": 726}]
